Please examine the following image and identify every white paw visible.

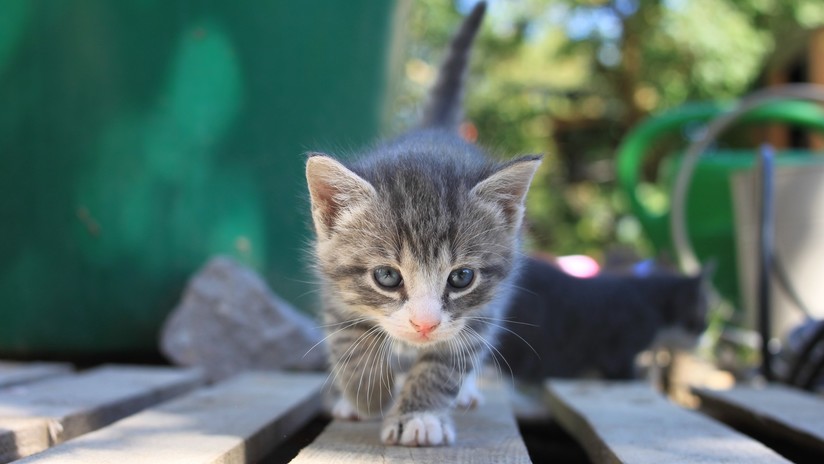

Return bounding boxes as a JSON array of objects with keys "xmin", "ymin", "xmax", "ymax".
[
  {"xmin": 381, "ymin": 412, "xmax": 455, "ymax": 447},
  {"xmin": 454, "ymin": 377, "xmax": 484, "ymax": 409},
  {"xmin": 332, "ymin": 397, "xmax": 365, "ymax": 421}
]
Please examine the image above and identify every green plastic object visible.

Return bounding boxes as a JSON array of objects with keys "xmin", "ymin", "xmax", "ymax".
[
  {"xmin": 617, "ymin": 101, "xmax": 824, "ymax": 309},
  {"xmin": 0, "ymin": 1, "xmax": 398, "ymax": 356}
]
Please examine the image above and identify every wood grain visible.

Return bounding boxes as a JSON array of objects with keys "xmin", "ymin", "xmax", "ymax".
[
  {"xmin": 291, "ymin": 380, "xmax": 530, "ymax": 464},
  {"xmin": 13, "ymin": 371, "xmax": 325, "ymax": 464},
  {"xmin": 0, "ymin": 418, "xmax": 46, "ymax": 464},
  {"xmin": 694, "ymin": 384, "xmax": 824, "ymax": 455},
  {"xmin": 0, "ymin": 365, "xmax": 203, "ymax": 463},
  {"xmin": 545, "ymin": 379, "xmax": 790, "ymax": 464}
]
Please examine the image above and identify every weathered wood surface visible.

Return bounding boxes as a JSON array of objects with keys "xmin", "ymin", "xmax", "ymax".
[
  {"xmin": 694, "ymin": 384, "xmax": 824, "ymax": 455},
  {"xmin": 545, "ymin": 379, "xmax": 790, "ymax": 464},
  {"xmin": 0, "ymin": 363, "xmax": 73, "ymax": 389},
  {"xmin": 14, "ymin": 371, "xmax": 325, "ymax": 464},
  {"xmin": 291, "ymin": 381, "xmax": 531, "ymax": 464},
  {"xmin": 0, "ymin": 419, "xmax": 45, "ymax": 464},
  {"xmin": 0, "ymin": 365, "xmax": 203, "ymax": 463}
]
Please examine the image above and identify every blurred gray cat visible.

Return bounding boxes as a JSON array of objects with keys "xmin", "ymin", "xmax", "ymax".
[
  {"xmin": 305, "ymin": 2, "xmax": 540, "ymax": 447},
  {"xmin": 498, "ymin": 256, "xmax": 712, "ymax": 382}
]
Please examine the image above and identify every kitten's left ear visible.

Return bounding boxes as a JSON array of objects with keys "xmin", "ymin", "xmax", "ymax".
[
  {"xmin": 471, "ymin": 155, "xmax": 542, "ymax": 227},
  {"xmin": 306, "ymin": 153, "xmax": 376, "ymax": 238}
]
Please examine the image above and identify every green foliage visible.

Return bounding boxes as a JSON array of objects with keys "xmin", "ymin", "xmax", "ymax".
[{"xmin": 388, "ymin": 0, "xmax": 824, "ymax": 262}]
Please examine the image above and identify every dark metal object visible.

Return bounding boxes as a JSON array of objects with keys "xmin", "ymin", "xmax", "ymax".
[
  {"xmin": 758, "ymin": 144, "xmax": 776, "ymax": 381},
  {"xmin": 786, "ymin": 321, "xmax": 824, "ymax": 389}
]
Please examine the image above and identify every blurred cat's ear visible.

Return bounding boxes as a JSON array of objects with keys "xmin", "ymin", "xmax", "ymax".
[
  {"xmin": 472, "ymin": 155, "xmax": 542, "ymax": 227},
  {"xmin": 306, "ymin": 153, "xmax": 375, "ymax": 237}
]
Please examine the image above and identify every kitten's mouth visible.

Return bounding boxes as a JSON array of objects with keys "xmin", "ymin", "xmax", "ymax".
[
  {"xmin": 401, "ymin": 331, "xmax": 441, "ymax": 346},
  {"xmin": 408, "ymin": 333, "xmax": 435, "ymax": 344}
]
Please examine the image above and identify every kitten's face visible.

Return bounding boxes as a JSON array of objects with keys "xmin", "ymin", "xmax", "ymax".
[
  {"xmin": 307, "ymin": 154, "xmax": 540, "ymax": 347},
  {"xmin": 319, "ymin": 196, "xmax": 513, "ymax": 347}
]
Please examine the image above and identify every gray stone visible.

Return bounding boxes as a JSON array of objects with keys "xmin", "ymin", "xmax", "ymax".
[{"xmin": 160, "ymin": 256, "xmax": 326, "ymax": 380}]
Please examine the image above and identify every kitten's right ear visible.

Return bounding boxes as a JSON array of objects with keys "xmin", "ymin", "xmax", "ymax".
[
  {"xmin": 306, "ymin": 154, "xmax": 376, "ymax": 237},
  {"xmin": 471, "ymin": 155, "xmax": 542, "ymax": 229}
]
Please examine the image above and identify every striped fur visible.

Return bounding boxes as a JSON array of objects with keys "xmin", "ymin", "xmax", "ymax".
[{"xmin": 306, "ymin": 2, "xmax": 540, "ymax": 447}]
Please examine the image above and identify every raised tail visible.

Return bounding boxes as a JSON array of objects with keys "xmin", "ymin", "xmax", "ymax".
[{"xmin": 419, "ymin": 1, "xmax": 486, "ymax": 132}]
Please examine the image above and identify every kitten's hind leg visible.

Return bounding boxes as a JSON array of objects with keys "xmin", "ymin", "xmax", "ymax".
[
  {"xmin": 454, "ymin": 373, "xmax": 484, "ymax": 409},
  {"xmin": 331, "ymin": 395, "xmax": 366, "ymax": 421}
]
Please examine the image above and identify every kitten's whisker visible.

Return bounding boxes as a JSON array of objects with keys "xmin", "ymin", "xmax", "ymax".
[
  {"xmin": 304, "ymin": 317, "xmax": 371, "ymax": 359},
  {"xmin": 470, "ymin": 315, "xmax": 539, "ymax": 328},
  {"xmin": 295, "ymin": 288, "xmax": 323, "ymax": 299},
  {"xmin": 366, "ymin": 330, "xmax": 388, "ymax": 414},
  {"xmin": 471, "ymin": 318, "xmax": 541, "ymax": 359},
  {"xmin": 378, "ymin": 336, "xmax": 395, "ymax": 411},
  {"xmin": 465, "ymin": 326, "xmax": 515, "ymax": 389},
  {"xmin": 338, "ymin": 326, "xmax": 384, "ymax": 413},
  {"xmin": 313, "ymin": 316, "xmax": 371, "ymax": 330},
  {"xmin": 358, "ymin": 329, "xmax": 384, "ymax": 415},
  {"xmin": 498, "ymin": 282, "xmax": 540, "ymax": 298},
  {"xmin": 284, "ymin": 277, "xmax": 321, "ymax": 286},
  {"xmin": 324, "ymin": 325, "xmax": 382, "ymax": 393}
]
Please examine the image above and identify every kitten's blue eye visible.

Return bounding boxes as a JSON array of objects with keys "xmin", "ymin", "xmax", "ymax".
[
  {"xmin": 373, "ymin": 266, "xmax": 403, "ymax": 289},
  {"xmin": 447, "ymin": 268, "xmax": 475, "ymax": 289}
]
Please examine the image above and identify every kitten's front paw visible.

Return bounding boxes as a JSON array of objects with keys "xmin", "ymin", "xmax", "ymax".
[
  {"xmin": 381, "ymin": 412, "xmax": 455, "ymax": 447},
  {"xmin": 331, "ymin": 397, "xmax": 365, "ymax": 421}
]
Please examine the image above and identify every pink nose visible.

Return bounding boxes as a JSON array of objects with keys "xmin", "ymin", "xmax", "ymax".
[{"xmin": 409, "ymin": 319, "xmax": 440, "ymax": 336}]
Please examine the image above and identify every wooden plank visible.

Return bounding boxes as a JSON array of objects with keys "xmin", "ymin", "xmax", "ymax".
[
  {"xmin": 291, "ymin": 380, "xmax": 530, "ymax": 464},
  {"xmin": 545, "ymin": 379, "xmax": 790, "ymax": 464},
  {"xmin": 14, "ymin": 371, "xmax": 325, "ymax": 464},
  {"xmin": 0, "ymin": 419, "xmax": 46, "ymax": 464},
  {"xmin": 694, "ymin": 384, "xmax": 824, "ymax": 456},
  {"xmin": 0, "ymin": 362, "xmax": 73, "ymax": 389},
  {"xmin": 0, "ymin": 364, "xmax": 203, "ymax": 463}
]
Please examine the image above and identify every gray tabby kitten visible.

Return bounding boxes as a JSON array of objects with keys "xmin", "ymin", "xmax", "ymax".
[{"xmin": 305, "ymin": 2, "xmax": 539, "ymax": 447}]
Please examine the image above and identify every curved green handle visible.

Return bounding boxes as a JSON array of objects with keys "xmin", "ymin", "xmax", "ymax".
[{"xmin": 617, "ymin": 100, "xmax": 824, "ymax": 228}]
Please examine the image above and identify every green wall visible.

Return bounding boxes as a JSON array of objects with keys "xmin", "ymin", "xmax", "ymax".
[{"xmin": 0, "ymin": 0, "xmax": 398, "ymax": 356}]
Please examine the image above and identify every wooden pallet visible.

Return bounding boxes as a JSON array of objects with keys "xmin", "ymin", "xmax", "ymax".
[
  {"xmin": 3, "ymin": 362, "xmax": 824, "ymax": 463},
  {"xmin": 546, "ymin": 379, "xmax": 824, "ymax": 463},
  {"xmin": 0, "ymin": 363, "xmax": 529, "ymax": 463},
  {"xmin": 693, "ymin": 384, "xmax": 824, "ymax": 459}
]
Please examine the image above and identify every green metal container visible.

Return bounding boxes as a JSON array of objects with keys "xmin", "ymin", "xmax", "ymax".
[
  {"xmin": 0, "ymin": 1, "xmax": 399, "ymax": 356},
  {"xmin": 617, "ymin": 101, "xmax": 824, "ymax": 309}
]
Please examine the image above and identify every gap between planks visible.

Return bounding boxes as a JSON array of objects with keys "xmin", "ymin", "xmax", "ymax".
[
  {"xmin": 545, "ymin": 379, "xmax": 791, "ymax": 464},
  {"xmin": 291, "ymin": 379, "xmax": 531, "ymax": 464},
  {"xmin": 693, "ymin": 384, "xmax": 824, "ymax": 456}
]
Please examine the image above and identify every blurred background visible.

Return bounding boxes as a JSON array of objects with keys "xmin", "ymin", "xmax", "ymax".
[
  {"xmin": 1, "ymin": 0, "xmax": 824, "ymax": 371},
  {"xmin": 391, "ymin": 0, "xmax": 824, "ymax": 380},
  {"xmin": 391, "ymin": 0, "xmax": 824, "ymax": 260},
  {"xmin": 0, "ymin": 0, "xmax": 397, "ymax": 357}
]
